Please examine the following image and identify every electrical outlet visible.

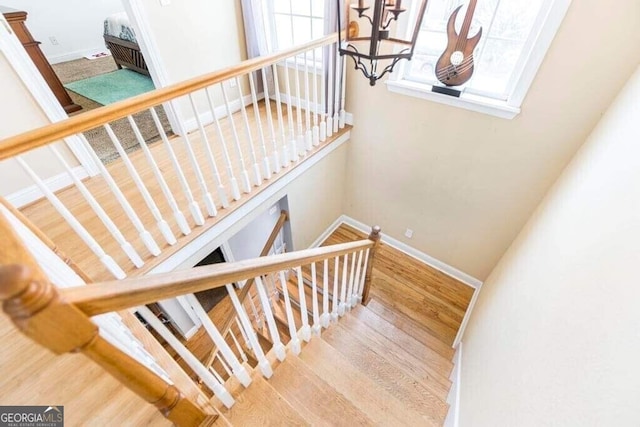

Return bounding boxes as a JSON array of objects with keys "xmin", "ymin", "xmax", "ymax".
[
  {"xmin": 227, "ymin": 79, "xmax": 237, "ymax": 88},
  {"xmin": 404, "ymin": 228, "xmax": 413, "ymax": 239},
  {"xmin": 49, "ymin": 36, "xmax": 59, "ymax": 45},
  {"xmin": 269, "ymin": 206, "xmax": 278, "ymax": 216},
  {"xmin": 159, "ymin": 0, "xmax": 171, "ymax": 5}
]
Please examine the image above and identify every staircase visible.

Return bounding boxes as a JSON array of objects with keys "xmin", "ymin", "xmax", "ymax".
[{"xmin": 214, "ymin": 302, "xmax": 452, "ymax": 426}]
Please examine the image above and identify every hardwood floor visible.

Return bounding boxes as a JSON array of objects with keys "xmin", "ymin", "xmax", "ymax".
[
  {"xmin": 321, "ymin": 224, "xmax": 474, "ymax": 346},
  {"xmin": 18, "ymin": 101, "xmax": 350, "ymax": 282}
]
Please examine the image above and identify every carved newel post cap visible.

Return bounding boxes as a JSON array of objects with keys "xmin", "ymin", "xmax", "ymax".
[{"xmin": 369, "ymin": 225, "xmax": 382, "ymax": 241}]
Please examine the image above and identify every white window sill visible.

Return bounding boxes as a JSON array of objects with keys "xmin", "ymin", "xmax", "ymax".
[{"xmin": 385, "ymin": 79, "xmax": 521, "ymax": 120}]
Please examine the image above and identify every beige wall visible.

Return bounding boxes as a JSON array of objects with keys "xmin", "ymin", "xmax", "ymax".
[
  {"xmin": 0, "ymin": 52, "xmax": 79, "ymax": 196},
  {"xmin": 459, "ymin": 65, "xmax": 640, "ymax": 426},
  {"xmin": 343, "ymin": 0, "xmax": 640, "ymax": 280}
]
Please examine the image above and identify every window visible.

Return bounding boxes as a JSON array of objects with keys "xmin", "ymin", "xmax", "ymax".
[
  {"xmin": 387, "ymin": 0, "xmax": 572, "ymax": 118},
  {"xmin": 267, "ymin": 0, "xmax": 326, "ymax": 51}
]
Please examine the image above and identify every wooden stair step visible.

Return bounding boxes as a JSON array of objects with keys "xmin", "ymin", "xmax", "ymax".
[
  {"xmin": 298, "ymin": 337, "xmax": 439, "ymax": 426},
  {"xmin": 366, "ymin": 298, "xmax": 456, "ymax": 360},
  {"xmin": 216, "ymin": 373, "xmax": 308, "ymax": 426},
  {"xmin": 336, "ymin": 314, "xmax": 451, "ymax": 401},
  {"xmin": 322, "ymin": 322, "xmax": 449, "ymax": 423},
  {"xmin": 268, "ymin": 354, "xmax": 375, "ymax": 426},
  {"xmin": 351, "ymin": 304, "xmax": 454, "ymax": 375}
]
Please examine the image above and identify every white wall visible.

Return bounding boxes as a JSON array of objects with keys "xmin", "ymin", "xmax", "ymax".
[
  {"xmin": 1, "ymin": 0, "xmax": 125, "ymax": 63},
  {"xmin": 344, "ymin": 0, "xmax": 640, "ymax": 280},
  {"xmin": 459, "ymin": 65, "xmax": 640, "ymax": 426}
]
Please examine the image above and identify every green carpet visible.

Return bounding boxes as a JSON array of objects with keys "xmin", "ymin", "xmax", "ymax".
[{"xmin": 64, "ymin": 69, "xmax": 154, "ymax": 105}]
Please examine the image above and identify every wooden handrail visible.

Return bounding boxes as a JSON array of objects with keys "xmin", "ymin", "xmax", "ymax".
[
  {"xmin": 0, "ymin": 212, "xmax": 212, "ymax": 426},
  {"xmin": 63, "ymin": 240, "xmax": 374, "ymax": 316},
  {"xmin": 0, "ymin": 33, "xmax": 339, "ymax": 161},
  {"xmin": 204, "ymin": 209, "xmax": 289, "ymax": 369}
]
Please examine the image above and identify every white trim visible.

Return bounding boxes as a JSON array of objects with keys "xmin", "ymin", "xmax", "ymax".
[
  {"xmin": 452, "ymin": 282, "xmax": 482, "ymax": 347},
  {"xmin": 444, "ymin": 342, "xmax": 463, "ymax": 427},
  {"xmin": 308, "ymin": 215, "xmax": 347, "ymax": 248},
  {"xmin": 149, "ymin": 131, "xmax": 352, "ymax": 274},
  {"xmin": 0, "ymin": 14, "xmax": 99, "ymax": 176},
  {"xmin": 339, "ymin": 215, "xmax": 483, "ymax": 289},
  {"xmin": 182, "ymin": 325, "xmax": 200, "ymax": 340},
  {"xmin": 47, "ymin": 47, "xmax": 108, "ymax": 65},
  {"xmin": 386, "ymin": 79, "xmax": 520, "ymax": 120},
  {"xmin": 121, "ymin": 0, "xmax": 182, "ymax": 133},
  {"xmin": 6, "ymin": 165, "xmax": 88, "ymax": 208}
]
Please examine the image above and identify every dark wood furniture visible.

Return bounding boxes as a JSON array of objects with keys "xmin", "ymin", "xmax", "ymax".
[
  {"xmin": 1, "ymin": 6, "xmax": 82, "ymax": 114},
  {"xmin": 104, "ymin": 34, "xmax": 150, "ymax": 76}
]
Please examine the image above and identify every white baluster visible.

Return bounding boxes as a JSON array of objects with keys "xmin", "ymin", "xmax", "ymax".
[
  {"xmin": 184, "ymin": 294, "xmax": 252, "ymax": 387},
  {"xmin": 209, "ymin": 365, "xmax": 225, "ymax": 385},
  {"xmin": 81, "ymin": 133, "xmax": 160, "ymax": 256},
  {"xmin": 310, "ymin": 262, "xmax": 321, "ymax": 336},
  {"xmin": 278, "ymin": 270, "xmax": 301, "ymax": 355},
  {"xmin": 137, "ymin": 307, "xmax": 235, "ymax": 408},
  {"xmin": 229, "ymin": 328, "xmax": 248, "ymax": 363},
  {"xmin": 255, "ymin": 276, "xmax": 286, "ymax": 361},
  {"xmin": 236, "ymin": 76, "xmax": 263, "ymax": 187},
  {"xmin": 226, "ymin": 284, "xmax": 273, "ymax": 378},
  {"xmin": 167, "ymin": 102, "xmax": 217, "ymax": 218},
  {"xmin": 339, "ymin": 253, "xmax": 348, "ymax": 316},
  {"xmin": 332, "ymin": 256, "xmax": 339, "ymax": 322},
  {"xmin": 321, "ymin": 258, "xmax": 330, "ymax": 328},
  {"xmin": 293, "ymin": 55, "xmax": 305, "ymax": 157},
  {"xmin": 221, "ymin": 83, "xmax": 252, "ymax": 194},
  {"xmin": 303, "ymin": 50, "xmax": 313, "ymax": 152},
  {"xmin": 352, "ymin": 250, "xmax": 364, "ymax": 306},
  {"xmin": 188, "ymin": 93, "xmax": 229, "ymax": 209},
  {"xmin": 357, "ymin": 248, "xmax": 371, "ymax": 302},
  {"xmin": 150, "ymin": 107, "xmax": 205, "ymax": 226},
  {"xmin": 16, "ymin": 156, "xmax": 125, "ymax": 279},
  {"xmin": 103, "ymin": 124, "xmax": 176, "ymax": 246},
  {"xmin": 320, "ymin": 45, "xmax": 327, "ymax": 142},
  {"xmin": 282, "ymin": 60, "xmax": 298, "ymax": 160},
  {"xmin": 340, "ymin": 40, "xmax": 348, "ymax": 128},
  {"xmin": 261, "ymin": 67, "xmax": 280, "ymax": 173},
  {"xmin": 312, "ymin": 47, "xmax": 320, "ymax": 146},
  {"xmin": 235, "ymin": 316, "xmax": 252, "ymax": 351},
  {"xmin": 48, "ymin": 146, "xmax": 144, "ymax": 268},
  {"xmin": 272, "ymin": 63, "xmax": 290, "ymax": 166},
  {"xmin": 128, "ymin": 115, "xmax": 191, "ymax": 236},
  {"xmin": 248, "ymin": 73, "xmax": 272, "ymax": 181},
  {"xmin": 333, "ymin": 43, "xmax": 341, "ymax": 134},
  {"xmin": 347, "ymin": 249, "xmax": 357, "ymax": 310},
  {"xmin": 215, "ymin": 353, "xmax": 233, "ymax": 378},
  {"xmin": 295, "ymin": 266, "xmax": 311, "ymax": 341},
  {"xmin": 326, "ymin": 43, "xmax": 334, "ymax": 138},
  {"xmin": 204, "ymin": 87, "xmax": 242, "ymax": 201}
]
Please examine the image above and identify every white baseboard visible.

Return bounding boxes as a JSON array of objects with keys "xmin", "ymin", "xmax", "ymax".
[
  {"xmin": 6, "ymin": 166, "xmax": 89, "ymax": 208},
  {"xmin": 338, "ymin": 215, "xmax": 483, "ymax": 289},
  {"xmin": 444, "ymin": 342, "xmax": 463, "ymax": 427},
  {"xmin": 48, "ymin": 47, "xmax": 107, "ymax": 65}
]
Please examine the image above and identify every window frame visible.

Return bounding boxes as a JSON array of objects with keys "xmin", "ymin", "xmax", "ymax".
[{"xmin": 386, "ymin": 0, "xmax": 573, "ymax": 119}]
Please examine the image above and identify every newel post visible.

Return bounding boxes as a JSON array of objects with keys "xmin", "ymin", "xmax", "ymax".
[
  {"xmin": 0, "ymin": 216, "xmax": 212, "ymax": 426},
  {"xmin": 361, "ymin": 225, "xmax": 381, "ymax": 306}
]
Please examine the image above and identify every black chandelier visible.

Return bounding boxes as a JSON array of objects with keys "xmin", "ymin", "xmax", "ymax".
[{"xmin": 337, "ymin": 0, "xmax": 429, "ymax": 86}]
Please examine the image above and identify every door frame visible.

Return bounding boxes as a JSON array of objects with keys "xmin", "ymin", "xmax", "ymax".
[{"xmin": 0, "ymin": 0, "xmax": 181, "ymax": 176}]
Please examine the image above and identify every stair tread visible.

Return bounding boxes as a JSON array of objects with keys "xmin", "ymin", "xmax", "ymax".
[
  {"xmin": 299, "ymin": 337, "xmax": 441, "ymax": 426},
  {"xmin": 321, "ymin": 323, "xmax": 449, "ymax": 423},
  {"xmin": 218, "ymin": 374, "xmax": 309, "ymax": 426},
  {"xmin": 331, "ymin": 318, "xmax": 451, "ymax": 401},
  {"xmin": 269, "ymin": 354, "xmax": 376, "ymax": 426},
  {"xmin": 367, "ymin": 298, "xmax": 456, "ymax": 360},
  {"xmin": 352, "ymin": 304, "xmax": 454, "ymax": 375}
]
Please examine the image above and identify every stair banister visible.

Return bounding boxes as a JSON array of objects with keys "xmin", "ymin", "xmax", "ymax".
[
  {"xmin": 0, "ymin": 216, "xmax": 213, "ymax": 426},
  {"xmin": 362, "ymin": 225, "xmax": 382, "ymax": 305},
  {"xmin": 62, "ymin": 239, "xmax": 374, "ymax": 316}
]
